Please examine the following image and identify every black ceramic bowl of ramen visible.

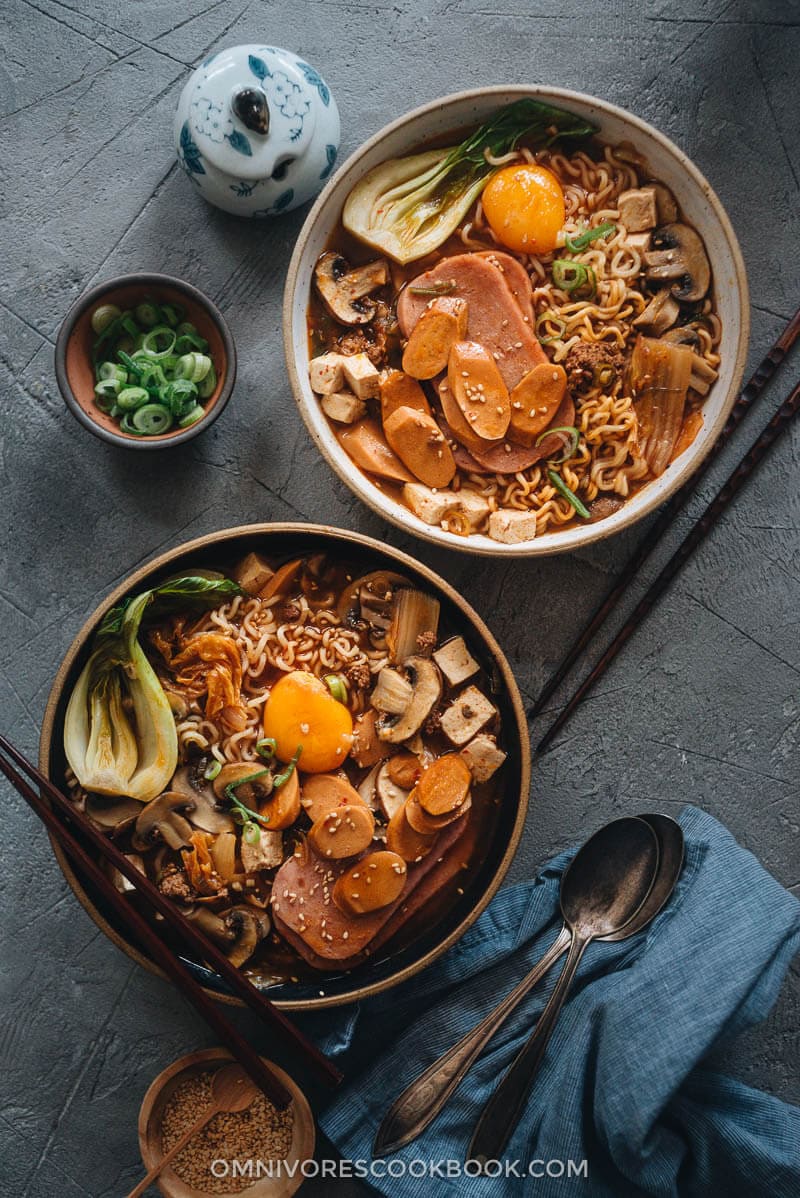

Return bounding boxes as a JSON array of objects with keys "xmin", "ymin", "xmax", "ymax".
[{"xmin": 40, "ymin": 524, "xmax": 530, "ymax": 1009}]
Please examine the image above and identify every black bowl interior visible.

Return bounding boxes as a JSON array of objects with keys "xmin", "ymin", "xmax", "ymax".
[{"xmin": 46, "ymin": 528, "xmax": 526, "ymax": 1004}]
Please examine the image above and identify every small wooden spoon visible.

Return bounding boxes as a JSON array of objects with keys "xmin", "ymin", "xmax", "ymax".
[{"xmin": 128, "ymin": 1063, "xmax": 259, "ymax": 1197}]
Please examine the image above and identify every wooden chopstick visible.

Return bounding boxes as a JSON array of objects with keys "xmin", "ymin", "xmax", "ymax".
[
  {"xmin": 0, "ymin": 734, "xmax": 341, "ymax": 1088},
  {"xmin": 0, "ymin": 746, "xmax": 295, "ymax": 1110},
  {"xmin": 529, "ymin": 304, "xmax": 800, "ymax": 721},
  {"xmin": 536, "ymin": 376, "xmax": 800, "ymax": 756}
]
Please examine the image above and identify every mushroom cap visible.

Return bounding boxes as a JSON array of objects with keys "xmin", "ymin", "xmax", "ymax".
[
  {"xmin": 131, "ymin": 791, "xmax": 195, "ymax": 851},
  {"xmin": 169, "ymin": 765, "xmax": 236, "ymax": 834},
  {"xmin": 376, "ymin": 655, "xmax": 442, "ymax": 744},
  {"xmin": 314, "ymin": 251, "xmax": 389, "ymax": 326},
  {"xmin": 644, "ymin": 222, "xmax": 710, "ymax": 303}
]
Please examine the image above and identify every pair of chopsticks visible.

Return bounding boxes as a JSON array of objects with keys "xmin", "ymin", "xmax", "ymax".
[
  {"xmin": 533, "ymin": 305, "xmax": 800, "ymax": 755},
  {"xmin": 0, "ymin": 734, "xmax": 342, "ymax": 1105}
]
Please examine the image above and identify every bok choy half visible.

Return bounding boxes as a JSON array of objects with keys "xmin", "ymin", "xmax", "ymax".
[
  {"xmin": 343, "ymin": 99, "xmax": 596, "ymax": 264},
  {"xmin": 64, "ymin": 574, "xmax": 242, "ymax": 802}
]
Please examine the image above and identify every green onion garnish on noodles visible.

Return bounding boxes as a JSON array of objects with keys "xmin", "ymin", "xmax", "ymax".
[
  {"xmin": 537, "ymin": 425, "xmax": 580, "ymax": 462},
  {"xmin": 535, "ymin": 311, "xmax": 567, "ymax": 344},
  {"xmin": 564, "ymin": 221, "xmax": 616, "ymax": 253},
  {"xmin": 547, "ymin": 468, "xmax": 590, "ymax": 518},
  {"xmin": 552, "ymin": 260, "xmax": 597, "ymax": 299}
]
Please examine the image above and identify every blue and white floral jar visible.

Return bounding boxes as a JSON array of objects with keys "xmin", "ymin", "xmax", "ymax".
[{"xmin": 174, "ymin": 44, "xmax": 340, "ymax": 217}]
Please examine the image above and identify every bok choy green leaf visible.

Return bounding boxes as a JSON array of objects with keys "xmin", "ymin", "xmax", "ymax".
[
  {"xmin": 64, "ymin": 574, "xmax": 242, "ymax": 802},
  {"xmin": 343, "ymin": 99, "xmax": 596, "ymax": 263}
]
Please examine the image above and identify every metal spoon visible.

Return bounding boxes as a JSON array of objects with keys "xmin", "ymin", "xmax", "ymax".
[
  {"xmin": 128, "ymin": 1064, "xmax": 259, "ymax": 1198},
  {"xmin": 467, "ymin": 815, "xmax": 665, "ymax": 1165},
  {"xmin": 376, "ymin": 814, "xmax": 680, "ymax": 1156}
]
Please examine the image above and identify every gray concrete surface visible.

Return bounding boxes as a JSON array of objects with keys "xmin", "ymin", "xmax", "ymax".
[{"xmin": 1, "ymin": 1, "xmax": 799, "ymax": 1193}]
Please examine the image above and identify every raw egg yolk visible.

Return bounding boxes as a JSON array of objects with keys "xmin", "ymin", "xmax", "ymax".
[
  {"xmin": 263, "ymin": 670, "xmax": 353, "ymax": 774},
  {"xmin": 482, "ymin": 164, "xmax": 565, "ymax": 254}
]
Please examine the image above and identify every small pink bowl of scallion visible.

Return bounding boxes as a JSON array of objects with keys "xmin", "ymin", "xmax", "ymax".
[{"xmin": 56, "ymin": 273, "xmax": 236, "ymax": 449}]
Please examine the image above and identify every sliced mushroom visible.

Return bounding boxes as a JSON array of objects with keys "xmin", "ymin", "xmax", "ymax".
[
  {"xmin": 183, "ymin": 906, "xmax": 236, "ymax": 944},
  {"xmin": 314, "ymin": 251, "xmax": 389, "ymax": 326},
  {"xmin": 224, "ymin": 906, "xmax": 271, "ymax": 967},
  {"xmin": 371, "ymin": 668, "xmax": 414, "ymax": 715},
  {"xmin": 336, "ymin": 569, "xmax": 410, "ymax": 629},
  {"xmin": 377, "ymin": 656, "xmax": 442, "ymax": 744},
  {"xmin": 85, "ymin": 793, "xmax": 141, "ymax": 832},
  {"xmin": 213, "ymin": 762, "xmax": 274, "ymax": 806},
  {"xmin": 644, "ymin": 223, "xmax": 711, "ymax": 302},
  {"xmin": 109, "ymin": 853, "xmax": 146, "ymax": 893},
  {"xmin": 662, "ymin": 325, "xmax": 701, "ymax": 349},
  {"xmin": 376, "ymin": 761, "xmax": 409, "ymax": 821},
  {"xmin": 170, "ymin": 766, "xmax": 236, "ymax": 834},
  {"xmin": 132, "ymin": 792, "xmax": 194, "ymax": 851},
  {"xmin": 357, "ymin": 762, "xmax": 382, "ymax": 810},
  {"xmin": 633, "ymin": 288, "xmax": 680, "ymax": 336}
]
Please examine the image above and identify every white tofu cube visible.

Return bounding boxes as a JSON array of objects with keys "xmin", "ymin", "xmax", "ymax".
[
  {"xmin": 233, "ymin": 551, "xmax": 275, "ymax": 596},
  {"xmin": 460, "ymin": 734, "xmax": 507, "ymax": 783},
  {"xmin": 241, "ymin": 829, "xmax": 284, "ymax": 872},
  {"xmin": 321, "ymin": 390, "xmax": 366, "ymax": 424},
  {"xmin": 625, "ymin": 231, "xmax": 652, "ymax": 255},
  {"xmin": 403, "ymin": 484, "xmax": 455, "ymax": 526},
  {"xmin": 341, "ymin": 352, "xmax": 380, "ymax": 399},
  {"xmin": 309, "ymin": 353, "xmax": 346, "ymax": 395},
  {"xmin": 617, "ymin": 187, "xmax": 658, "ymax": 233},
  {"xmin": 489, "ymin": 508, "xmax": 538, "ymax": 544},
  {"xmin": 440, "ymin": 685, "xmax": 497, "ymax": 746},
  {"xmin": 451, "ymin": 489, "xmax": 491, "ymax": 530},
  {"xmin": 433, "ymin": 636, "xmax": 479, "ymax": 688}
]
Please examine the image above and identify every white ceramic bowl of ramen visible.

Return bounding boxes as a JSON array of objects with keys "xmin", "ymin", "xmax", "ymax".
[{"xmin": 283, "ymin": 86, "xmax": 749, "ymax": 556}]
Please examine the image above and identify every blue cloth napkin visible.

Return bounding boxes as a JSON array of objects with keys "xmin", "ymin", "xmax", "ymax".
[{"xmin": 297, "ymin": 807, "xmax": 800, "ymax": 1196}]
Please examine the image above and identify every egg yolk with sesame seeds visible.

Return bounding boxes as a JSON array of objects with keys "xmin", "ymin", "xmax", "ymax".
[
  {"xmin": 263, "ymin": 670, "xmax": 353, "ymax": 773},
  {"xmin": 482, "ymin": 164, "xmax": 565, "ymax": 255}
]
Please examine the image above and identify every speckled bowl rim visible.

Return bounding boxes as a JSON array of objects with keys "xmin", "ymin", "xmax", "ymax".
[
  {"xmin": 55, "ymin": 272, "xmax": 237, "ymax": 449},
  {"xmin": 39, "ymin": 523, "xmax": 531, "ymax": 1010},
  {"xmin": 283, "ymin": 85, "xmax": 750, "ymax": 557}
]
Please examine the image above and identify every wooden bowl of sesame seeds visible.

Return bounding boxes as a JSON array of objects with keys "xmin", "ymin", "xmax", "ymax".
[{"xmin": 138, "ymin": 1049, "xmax": 315, "ymax": 1197}]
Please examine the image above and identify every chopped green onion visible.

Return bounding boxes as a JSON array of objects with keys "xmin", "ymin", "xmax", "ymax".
[
  {"xmin": 273, "ymin": 745, "xmax": 302, "ymax": 790},
  {"xmin": 120, "ymin": 313, "xmax": 139, "ymax": 339},
  {"xmin": 134, "ymin": 301, "xmax": 160, "ymax": 328},
  {"xmin": 91, "ymin": 304, "xmax": 122, "ymax": 335},
  {"xmin": 535, "ymin": 312, "xmax": 567, "ymax": 345},
  {"xmin": 175, "ymin": 351, "xmax": 212, "ymax": 383},
  {"xmin": 132, "ymin": 403, "xmax": 172, "ymax": 434},
  {"xmin": 203, "ymin": 759, "xmax": 222, "ymax": 780},
  {"xmin": 162, "ymin": 378, "xmax": 198, "ymax": 414},
  {"xmin": 564, "ymin": 221, "xmax": 616, "ymax": 253},
  {"xmin": 537, "ymin": 425, "xmax": 580, "ymax": 462},
  {"xmin": 175, "ymin": 322, "xmax": 208, "ymax": 351},
  {"xmin": 243, "ymin": 821, "xmax": 261, "ymax": 845},
  {"xmin": 94, "ymin": 379, "xmax": 121, "ymax": 409},
  {"xmin": 178, "ymin": 404, "xmax": 206, "ymax": 428},
  {"xmin": 224, "ymin": 769, "xmax": 272, "ymax": 805},
  {"xmin": 197, "ymin": 363, "xmax": 217, "ymax": 400},
  {"xmin": 324, "ymin": 673, "xmax": 348, "ymax": 703},
  {"xmin": 408, "ymin": 281, "xmax": 457, "ymax": 296},
  {"xmin": 256, "ymin": 737, "xmax": 278, "ymax": 760},
  {"xmin": 160, "ymin": 303, "xmax": 183, "ymax": 327},
  {"xmin": 552, "ymin": 260, "xmax": 597, "ymax": 298},
  {"xmin": 117, "ymin": 386, "xmax": 150, "ymax": 412},
  {"xmin": 98, "ymin": 361, "xmax": 127, "ymax": 384},
  {"xmin": 547, "ymin": 468, "xmax": 590, "ymax": 518},
  {"xmin": 141, "ymin": 326, "xmax": 177, "ymax": 358}
]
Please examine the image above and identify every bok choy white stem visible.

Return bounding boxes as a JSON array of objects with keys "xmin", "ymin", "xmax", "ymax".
[
  {"xmin": 64, "ymin": 575, "xmax": 242, "ymax": 802},
  {"xmin": 343, "ymin": 99, "xmax": 596, "ymax": 263}
]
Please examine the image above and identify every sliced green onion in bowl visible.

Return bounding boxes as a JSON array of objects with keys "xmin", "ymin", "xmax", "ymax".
[
  {"xmin": 552, "ymin": 260, "xmax": 597, "ymax": 299},
  {"xmin": 537, "ymin": 425, "xmax": 580, "ymax": 462},
  {"xmin": 134, "ymin": 301, "xmax": 160, "ymax": 328},
  {"xmin": 176, "ymin": 351, "xmax": 212, "ymax": 383},
  {"xmin": 159, "ymin": 303, "xmax": 183, "ymax": 327},
  {"xmin": 141, "ymin": 326, "xmax": 177, "ymax": 358},
  {"xmin": 91, "ymin": 304, "xmax": 122, "ymax": 335},
  {"xmin": 547, "ymin": 468, "xmax": 590, "ymax": 518},
  {"xmin": 197, "ymin": 363, "xmax": 217, "ymax": 399},
  {"xmin": 324, "ymin": 673, "xmax": 348, "ymax": 703},
  {"xmin": 98, "ymin": 361, "xmax": 127, "ymax": 384},
  {"xmin": 132, "ymin": 403, "xmax": 172, "ymax": 435},
  {"xmin": 117, "ymin": 386, "xmax": 150, "ymax": 412},
  {"xmin": 94, "ymin": 378, "xmax": 121, "ymax": 409},
  {"xmin": 564, "ymin": 221, "xmax": 616, "ymax": 253},
  {"xmin": 256, "ymin": 737, "xmax": 278, "ymax": 761},
  {"xmin": 178, "ymin": 404, "xmax": 206, "ymax": 428},
  {"xmin": 203, "ymin": 759, "xmax": 222, "ymax": 781},
  {"xmin": 535, "ymin": 311, "xmax": 567, "ymax": 345}
]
